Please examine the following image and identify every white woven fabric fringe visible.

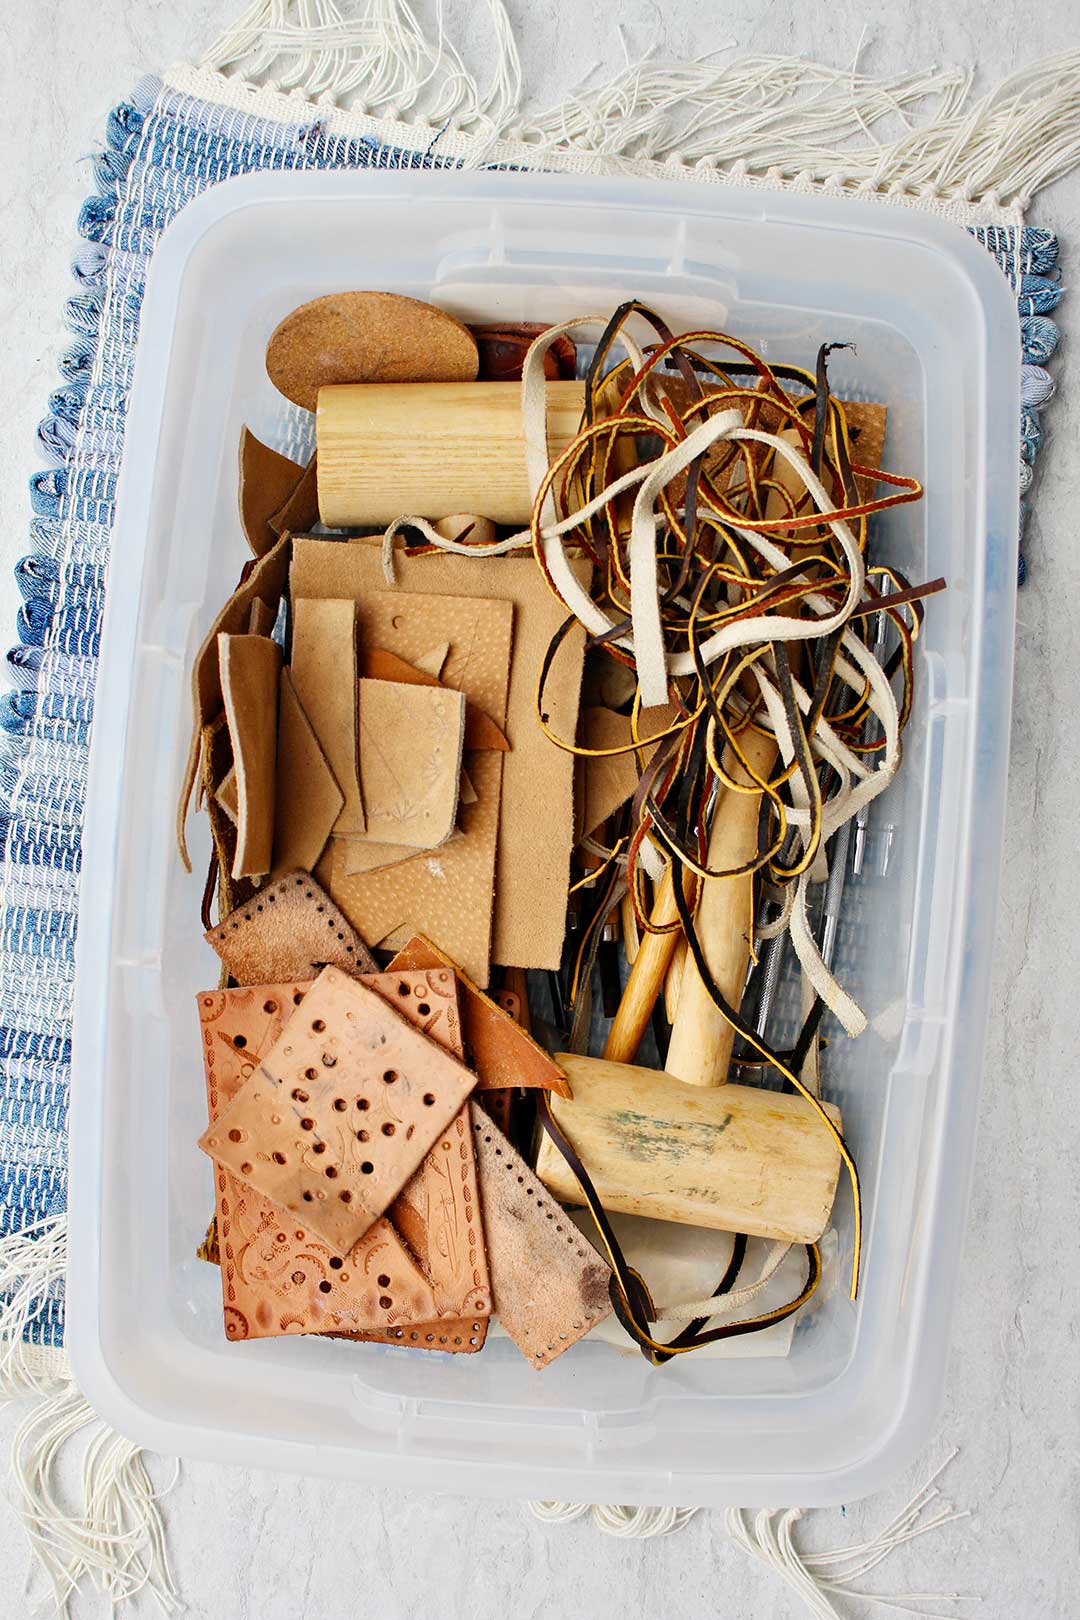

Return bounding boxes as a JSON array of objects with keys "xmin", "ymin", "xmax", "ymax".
[
  {"xmin": 0, "ymin": 1216, "xmax": 178, "ymax": 1616},
  {"xmin": 531, "ymin": 1451, "xmax": 977, "ymax": 1613},
  {"xmin": 187, "ymin": 2, "xmax": 1080, "ymax": 221}
]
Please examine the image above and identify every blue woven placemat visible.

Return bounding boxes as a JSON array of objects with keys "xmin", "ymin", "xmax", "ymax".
[{"xmin": 0, "ymin": 72, "xmax": 1061, "ymax": 1360}]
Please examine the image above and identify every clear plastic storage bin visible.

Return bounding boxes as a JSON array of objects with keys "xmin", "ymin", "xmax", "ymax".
[{"xmin": 68, "ymin": 170, "xmax": 1019, "ymax": 1507}]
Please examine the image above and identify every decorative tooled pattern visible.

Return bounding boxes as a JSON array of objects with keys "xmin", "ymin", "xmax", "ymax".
[{"xmin": 199, "ymin": 976, "xmax": 451, "ymax": 1338}]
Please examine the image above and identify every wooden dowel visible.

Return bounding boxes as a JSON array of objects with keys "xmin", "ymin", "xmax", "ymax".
[
  {"xmin": 317, "ymin": 379, "xmax": 586, "ymax": 525},
  {"xmin": 663, "ymin": 933, "xmax": 688, "ymax": 1025},
  {"xmin": 603, "ymin": 863, "xmax": 694, "ymax": 1063},
  {"xmin": 620, "ymin": 889, "xmax": 641, "ymax": 966},
  {"xmin": 665, "ymin": 725, "xmax": 777, "ymax": 1088},
  {"xmin": 665, "ymin": 428, "xmax": 805, "ymax": 1089},
  {"xmin": 536, "ymin": 1053, "xmax": 841, "ymax": 1243}
]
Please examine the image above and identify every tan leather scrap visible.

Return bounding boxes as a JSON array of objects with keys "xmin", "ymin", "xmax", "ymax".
[
  {"xmin": 205, "ymin": 870, "xmax": 377, "ymax": 984},
  {"xmin": 469, "ymin": 1104, "xmax": 611, "ymax": 1369}
]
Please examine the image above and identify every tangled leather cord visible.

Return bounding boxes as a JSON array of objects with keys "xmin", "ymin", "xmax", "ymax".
[{"xmin": 523, "ymin": 304, "xmax": 944, "ymax": 1362}]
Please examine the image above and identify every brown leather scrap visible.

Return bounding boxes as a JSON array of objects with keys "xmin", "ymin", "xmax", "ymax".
[
  {"xmin": 177, "ymin": 532, "xmax": 292, "ymax": 870},
  {"xmin": 469, "ymin": 1104, "xmax": 611, "ymax": 1368},
  {"xmin": 199, "ymin": 965, "xmax": 478, "ymax": 1253},
  {"xmin": 218, "ymin": 633, "xmax": 282, "ymax": 879},
  {"xmin": 205, "ymin": 870, "xmax": 377, "ymax": 984},
  {"xmin": 239, "ymin": 427, "xmax": 308, "ymax": 558},
  {"xmin": 387, "ymin": 935, "xmax": 571, "ymax": 1098},
  {"xmin": 267, "ymin": 455, "xmax": 319, "ymax": 539}
]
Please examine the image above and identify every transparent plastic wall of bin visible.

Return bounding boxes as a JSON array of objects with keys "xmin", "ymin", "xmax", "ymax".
[{"xmin": 68, "ymin": 171, "xmax": 1019, "ymax": 1508}]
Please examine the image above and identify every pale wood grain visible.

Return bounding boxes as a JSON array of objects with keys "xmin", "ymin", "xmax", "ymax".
[
  {"xmin": 317, "ymin": 379, "xmax": 586, "ymax": 524},
  {"xmin": 536, "ymin": 1053, "xmax": 842, "ymax": 1243}
]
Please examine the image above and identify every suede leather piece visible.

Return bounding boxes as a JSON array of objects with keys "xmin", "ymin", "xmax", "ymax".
[
  {"xmin": 205, "ymin": 870, "xmax": 377, "ymax": 984},
  {"xmin": 290, "ymin": 541, "xmax": 591, "ymax": 971},
  {"xmin": 469, "ymin": 1104, "xmax": 612, "ymax": 1369},
  {"xmin": 218, "ymin": 633, "xmax": 282, "ymax": 879}
]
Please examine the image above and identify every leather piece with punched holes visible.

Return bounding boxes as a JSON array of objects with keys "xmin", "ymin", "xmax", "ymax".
[
  {"xmin": 199, "ymin": 965, "xmax": 478, "ymax": 1253},
  {"xmin": 205, "ymin": 870, "xmax": 377, "ymax": 984}
]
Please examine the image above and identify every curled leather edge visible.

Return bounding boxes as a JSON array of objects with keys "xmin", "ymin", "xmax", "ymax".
[
  {"xmin": 176, "ymin": 534, "xmax": 292, "ymax": 872},
  {"xmin": 239, "ymin": 427, "xmax": 309, "ymax": 558}
]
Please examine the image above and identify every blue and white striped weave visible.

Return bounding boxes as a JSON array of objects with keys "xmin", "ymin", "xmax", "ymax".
[{"xmin": 0, "ymin": 73, "xmax": 1061, "ymax": 1356}]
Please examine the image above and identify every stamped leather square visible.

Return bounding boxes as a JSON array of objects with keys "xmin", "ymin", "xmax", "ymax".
[
  {"xmin": 199, "ymin": 965, "xmax": 478, "ymax": 1253},
  {"xmin": 356, "ymin": 678, "xmax": 465, "ymax": 849},
  {"xmin": 199, "ymin": 979, "xmax": 440, "ymax": 1341}
]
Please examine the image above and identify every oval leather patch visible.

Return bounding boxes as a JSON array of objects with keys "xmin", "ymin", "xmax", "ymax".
[{"xmin": 266, "ymin": 290, "xmax": 479, "ymax": 410}]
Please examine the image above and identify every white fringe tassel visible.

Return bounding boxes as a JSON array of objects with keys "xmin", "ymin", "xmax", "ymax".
[
  {"xmin": 532, "ymin": 1452, "xmax": 977, "ymax": 1615},
  {"xmin": 0, "ymin": 1216, "xmax": 69, "ymax": 1399},
  {"xmin": 530, "ymin": 1500, "xmax": 700, "ymax": 1538},
  {"xmin": 197, "ymin": 4, "xmax": 1080, "ymax": 212},
  {"xmin": 203, "ymin": 0, "xmax": 521, "ymax": 130},
  {"xmin": 725, "ymin": 1451, "xmax": 977, "ymax": 1618},
  {"xmin": 1, "ymin": 1215, "xmax": 179, "ymax": 1616}
]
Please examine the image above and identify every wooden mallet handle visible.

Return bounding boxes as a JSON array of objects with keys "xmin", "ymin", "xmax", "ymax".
[
  {"xmin": 665, "ymin": 427, "xmax": 805, "ymax": 1088},
  {"xmin": 603, "ymin": 862, "xmax": 692, "ymax": 1063},
  {"xmin": 665, "ymin": 725, "xmax": 777, "ymax": 1087}
]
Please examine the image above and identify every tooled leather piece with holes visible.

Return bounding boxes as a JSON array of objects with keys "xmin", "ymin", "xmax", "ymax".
[
  {"xmin": 469, "ymin": 1102, "xmax": 612, "ymax": 1369},
  {"xmin": 199, "ymin": 969, "xmax": 491, "ymax": 1350},
  {"xmin": 201, "ymin": 969, "xmax": 483, "ymax": 1338},
  {"xmin": 343, "ymin": 978, "xmax": 493, "ymax": 1355},
  {"xmin": 205, "ymin": 870, "xmax": 377, "ymax": 985},
  {"xmin": 350, "ymin": 1316, "xmax": 489, "ymax": 1352},
  {"xmin": 199, "ymin": 979, "xmax": 440, "ymax": 1340},
  {"xmin": 199, "ymin": 966, "xmax": 478, "ymax": 1253},
  {"xmin": 389, "ymin": 1102, "xmax": 491, "ymax": 1324}
]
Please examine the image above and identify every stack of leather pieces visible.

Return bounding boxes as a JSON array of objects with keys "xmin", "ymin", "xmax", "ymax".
[{"xmin": 197, "ymin": 871, "xmax": 612, "ymax": 1367}]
